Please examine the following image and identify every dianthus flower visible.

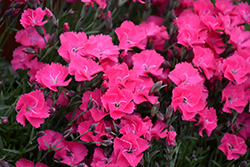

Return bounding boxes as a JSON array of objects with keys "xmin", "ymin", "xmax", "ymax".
[
  {"xmin": 36, "ymin": 63, "xmax": 71, "ymax": 92},
  {"xmin": 16, "ymin": 158, "xmax": 48, "ymax": 167},
  {"xmin": 16, "ymin": 90, "xmax": 50, "ymax": 128},
  {"xmin": 144, "ymin": 120, "xmax": 168, "ymax": 141},
  {"xmin": 167, "ymin": 131, "xmax": 177, "ymax": 146},
  {"xmin": 84, "ymin": 34, "xmax": 119, "ymax": 62},
  {"xmin": 54, "ymin": 141, "xmax": 88, "ymax": 167},
  {"xmin": 197, "ymin": 107, "xmax": 217, "ymax": 137},
  {"xmin": 58, "ymin": 31, "xmax": 87, "ymax": 62},
  {"xmin": 80, "ymin": 88, "xmax": 107, "ymax": 122},
  {"xmin": 101, "ymin": 87, "xmax": 135, "ymax": 120},
  {"xmin": 171, "ymin": 85, "xmax": 208, "ymax": 121},
  {"xmin": 20, "ymin": 7, "xmax": 47, "ymax": 29},
  {"xmin": 115, "ymin": 21, "xmax": 147, "ymax": 50},
  {"xmin": 218, "ymin": 133, "xmax": 247, "ymax": 160},
  {"xmin": 132, "ymin": 50, "xmax": 165, "ymax": 77},
  {"xmin": 113, "ymin": 132, "xmax": 149, "ymax": 167},
  {"xmin": 37, "ymin": 130, "xmax": 64, "ymax": 151},
  {"xmin": 221, "ymin": 83, "xmax": 248, "ymax": 113},
  {"xmin": 68, "ymin": 56, "xmax": 103, "ymax": 82},
  {"xmin": 168, "ymin": 62, "xmax": 204, "ymax": 87},
  {"xmin": 91, "ymin": 148, "xmax": 117, "ymax": 167},
  {"xmin": 222, "ymin": 53, "xmax": 250, "ymax": 84}
]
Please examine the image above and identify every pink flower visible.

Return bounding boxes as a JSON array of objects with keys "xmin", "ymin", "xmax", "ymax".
[
  {"xmin": 222, "ymin": 53, "xmax": 250, "ymax": 84},
  {"xmin": 237, "ymin": 2, "xmax": 250, "ymax": 24},
  {"xmin": 28, "ymin": 59, "xmax": 46, "ymax": 83},
  {"xmin": 221, "ymin": 83, "xmax": 248, "ymax": 113},
  {"xmin": 101, "ymin": 87, "xmax": 135, "ymax": 120},
  {"xmin": 132, "ymin": 50, "xmax": 165, "ymax": 76},
  {"xmin": 11, "ymin": 46, "xmax": 36, "ymax": 71},
  {"xmin": 58, "ymin": 31, "xmax": 87, "ymax": 62},
  {"xmin": 215, "ymin": 0, "xmax": 235, "ymax": 15},
  {"xmin": 193, "ymin": 0, "xmax": 216, "ymax": 16},
  {"xmin": 192, "ymin": 46, "xmax": 215, "ymax": 79},
  {"xmin": 115, "ymin": 21, "xmax": 147, "ymax": 50},
  {"xmin": 167, "ymin": 131, "xmax": 177, "ymax": 146},
  {"xmin": 197, "ymin": 107, "xmax": 217, "ymax": 137},
  {"xmin": 69, "ymin": 56, "xmax": 103, "ymax": 82},
  {"xmin": 168, "ymin": 62, "xmax": 204, "ymax": 87},
  {"xmin": 54, "ymin": 141, "xmax": 88, "ymax": 167},
  {"xmin": 20, "ymin": 7, "xmax": 47, "ymax": 29},
  {"xmin": 234, "ymin": 113, "xmax": 250, "ymax": 140},
  {"xmin": 119, "ymin": 113, "xmax": 150, "ymax": 137},
  {"xmin": 16, "ymin": 158, "xmax": 48, "ymax": 167},
  {"xmin": 175, "ymin": 10, "xmax": 207, "ymax": 48},
  {"xmin": 36, "ymin": 63, "xmax": 71, "ymax": 92},
  {"xmin": 144, "ymin": 120, "xmax": 168, "ymax": 141},
  {"xmin": 37, "ymin": 130, "xmax": 64, "ymax": 151},
  {"xmin": 15, "ymin": 26, "xmax": 50, "ymax": 49},
  {"xmin": 16, "ymin": 90, "xmax": 50, "ymax": 128},
  {"xmin": 84, "ymin": 34, "xmax": 119, "ymax": 62},
  {"xmin": 78, "ymin": 119, "xmax": 107, "ymax": 144},
  {"xmin": 133, "ymin": 77, "xmax": 158, "ymax": 104},
  {"xmin": 81, "ymin": 0, "xmax": 107, "ymax": 9},
  {"xmin": 113, "ymin": 132, "xmax": 149, "ymax": 167},
  {"xmin": 104, "ymin": 63, "xmax": 138, "ymax": 90},
  {"xmin": 79, "ymin": 88, "xmax": 108, "ymax": 122},
  {"xmin": 171, "ymin": 85, "xmax": 207, "ymax": 121},
  {"xmin": 218, "ymin": 133, "xmax": 247, "ymax": 160},
  {"xmin": 91, "ymin": 148, "xmax": 117, "ymax": 167},
  {"xmin": 228, "ymin": 27, "xmax": 250, "ymax": 50},
  {"xmin": 205, "ymin": 31, "xmax": 226, "ymax": 54}
]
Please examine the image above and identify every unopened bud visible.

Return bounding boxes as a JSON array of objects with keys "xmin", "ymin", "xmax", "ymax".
[
  {"xmin": 32, "ymin": 82, "xmax": 40, "ymax": 90},
  {"xmin": 145, "ymin": 0, "xmax": 151, "ymax": 10},
  {"xmin": 150, "ymin": 81, "xmax": 163, "ymax": 94},
  {"xmin": 45, "ymin": 8, "xmax": 58, "ymax": 29},
  {"xmin": 0, "ymin": 161, "xmax": 9, "ymax": 167},
  {"xmin": 105, "ymin": 11, "xmax": 112, "ymax": 32},
  {"xmin": 63, "ymin": 127, "xmax": 73, "ymax": 138},
  {"xmin": 1, "ymin": 117, "xmax": 8, "ymax": 124},
  {"xmin": 76, "ymin": 82, "xmax": 85, "ymax": 93},
  {"xmin": 155, "ymin": 162, "xmax": 160, "ymax": 167},
  {"xmin": 49, "ymin": 107, "xmax": 56, "ymax": 115},
  {"xmin": 36, "ymin": 131, "xmax": 45, "ymax": 138},
  {"xmin": 63, "ymin": 22, "xmax": 70, "ymax": 32},
  {"xmin": 165, "ymin": 106, "xmax": 174, "ymax": 119},
  {"xmin": 151, "ymin": 101, "xmax": 160, "ymax": 117},
  {"xmin": 156, "ymin": 112, "xmax": 164, "ymax": 121},
  {"xmin": 78, "ymin": 163, "xmax": 88, "ymax": 167},
  {"xmin": 12, "ymin": 2, "xmax": 23, "ymax": 9},
  {"xmin": 35, "ymin": 26, "xmax": 45, "ymax": 37},
  {"xmin": 48, "ymin": 32, "xmax": 57, "ymax": 46},
  {"xmin": 240, "ymin": 161, "xmax": 248, "ymax": 167},
  {"xmin": 3, "ymin": 8, "xmax": 15, "ymax": 19},
  {"xmin": 22, "ymin": 47, "xmax": 36, "ymax": 54},
  {"xmin": 87, "ymin": 97, "xmax": 95, "ymax": 110},
  {"xmin": 27, "ymin": 0, "xmax": 37, "ymax": 9},
  {"xmin": 95, "ymin": 8, "xmax": 103, "ymax": 20},
  {"xmin": 104, "ymin": 127, "xmax": 112, "ymax": 134},
  {"xmin": 89, "ymin": 123, "xmax": 97, "ymax": 132},
  {"xmin": 66, "ymin": 90, "xmax": 76, "ymax": 97},
  {"xmin": 101, "ymin": 139, "xmax": 113, "ymax": 146}
]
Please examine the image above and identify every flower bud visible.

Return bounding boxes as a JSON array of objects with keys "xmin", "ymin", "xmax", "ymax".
[
  {"xmin": 63, "ymin": 127, "xmax": 73, "ymax": 138},
  {"xmin": 36, "ymin": 131, "xmax": 45, "ymax": 138},
  {"xmin": 77, "ymin": 82, "xmax": 85, "ymax": 93},
  {"xmin": 63, "ymin": 22, "xmax": 70, "ymax": 32},
  {"xmin": 151, "ymin": 101, "xmax": 160, "ymax": 117},
  {"xmin": 78, "ymin": 163, "xmax": 88, "ymax": 167},
  {"xmin": 101, "ymin": 139, "xmax": 113, "ymax": 146},
  {"xmin": 45, "ymin": 8, "xmax": 58, "ymax": 29},
  {"xmin": 66, "ymin": 90, "xmax": 76, "ymax": 97},
  {"xmin": 3, "ymin": 8, "xmax": 15, "ymax": 19},
  {"xmin": 0, "ymin": 161, "xmax": 9, "ymax": 167},
  {"xmin": 156, "ymin": 112, "xmax": 165, "ymax": 121},
  {"xmin": 145, "ymin": 0, "xmax": 151, "ymax": 10},
  {"xmin": 89, "ymin": 123, "xmax": 97, "ymax": 132},
  {"xmin": 87, "ymin": 97, "xmax": 95, "ymax": 110},
  {"xmin": 48, "ymin": 32, "xmax": 57, "ymax": 46},
  {"xmin": 32, "ymin": 82, "xmax": 40, "ymax": 90},
  {"xmin": 240, "ymin": 161, "xmax": 248, "ymax": 167},
  {"xmin": 22, "ymin": 47, "xmax": 36, "ymax": 54},
  {"xmin": 165, "ymin": 106, "xmax": 174, "ymax": 120},
  {"xmin": 35, "ymin": 26, "xmax": 45, "ymax": 37},
  {"xmin": 150, "ymin": 81, "xmax": 163, "ymax": 94},
  {"xmin": 49, "ymin": 107, "xmax": 56, "ymax": 115},
  {"xmin": 104, "ymin": 127, "xmax": 112, "ymax": 134},
  {"xmin": 1, "ymin": 117, "xmax": 8, "ymax": 124},
  {"xmin": 27, "ymin": 0, "xmax": 37, "ymax": 9},
  {"xmin": 105, "ymin": 11, "xmax": 113, "ymax": 32}
]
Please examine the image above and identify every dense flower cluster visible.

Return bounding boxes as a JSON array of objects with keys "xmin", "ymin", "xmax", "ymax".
[{"xmin": 7, "ymin": 0, "xmax": 250, "ymax": 166}]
